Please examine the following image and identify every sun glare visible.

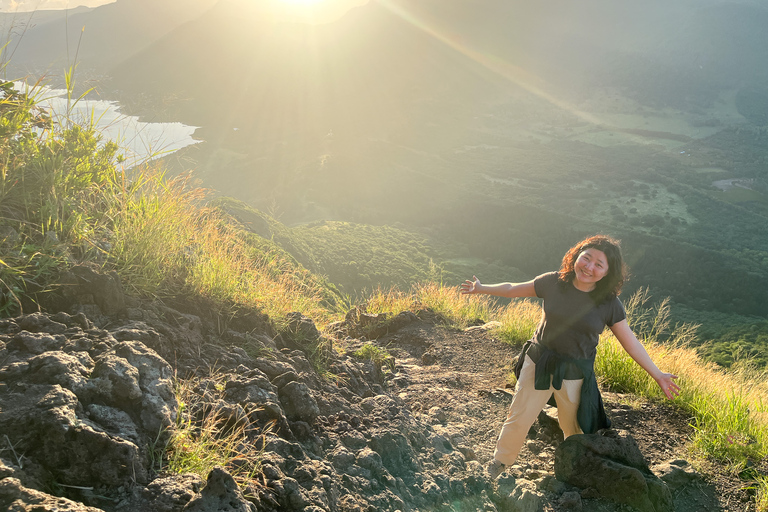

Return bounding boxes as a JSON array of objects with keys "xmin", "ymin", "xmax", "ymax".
[{"xmin": 268, "ymin": 0, "xmax": 366, "ymax": 23}]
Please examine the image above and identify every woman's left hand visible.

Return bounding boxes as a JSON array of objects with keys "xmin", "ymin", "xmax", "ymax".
[{"xmin": 655, "ymin": 373, "xmax": 681, "ymax": 400}]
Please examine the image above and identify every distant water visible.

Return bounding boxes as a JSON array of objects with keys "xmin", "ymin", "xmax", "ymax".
[{"xmin": 13, "ymin": 81, "xmax": 200, "ymax": 167}]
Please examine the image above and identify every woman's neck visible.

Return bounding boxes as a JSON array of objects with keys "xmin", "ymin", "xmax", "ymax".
[{"xmin": 571, "ymin": 277, "xmax": 596, "ymax": 293}]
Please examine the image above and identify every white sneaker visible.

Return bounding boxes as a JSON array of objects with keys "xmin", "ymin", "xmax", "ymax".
[{"xmin": 487, "ymin": 459, "xmax": 505, "ymax": 479}]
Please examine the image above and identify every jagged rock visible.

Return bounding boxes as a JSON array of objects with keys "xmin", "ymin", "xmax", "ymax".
[
  {"xmin": 25, "ymin": 351, "xmax": 94, "ymax": 393},
  {"xmin": 85, "ymin": 341, "xmax": 178, "ymax": 438},
  {"xmin": 500, "ymin": 480, "xmax": 544, "ymax": 512},
  {"xmin": 330, "ymin": 444, "xmax": 356, "ymax": 471},
  {"xmin": 140, "ymin": 474, "xmax": 204, "ymax": 512},
  {"xmin": 4, "ymin": 297, "xmax": 703, "ymax": 512},
  {"xmin": 344, "ymin": 308, "xmax": 419, "ymax": 339},
  {"xmin": 559, "ymin": 490, "xmax": 583, "ymax": 511},
  {"xmin": 253, "ymin": 358, "xmax": 297, "ymax": 380},
  {"xmin": 86, "ymin": 404, "xmax": 142, "ymax": 445},
  {"xmin": 284, "ymin": 312, "xmax": 321, "ymax": 345},
  {"xmin": 0, "ymin": 317, "xmax": 180, "ymax": 494},
  {"xmin": 60, "ymin": 264, "xmax": 126, "ymax": 317},
  {"xmin": 271, "ymin": 370, "xmax": 299, "ymax": 389},
  {"xmin": 110, "ymin": 321, "xmax": 171, "ymax": 359},
  {"xmin": 356, "ymin": 447, "xmax": 385, "ymax": 475},
  {"xmin": 224, "ymin": 372, "xmax": 278, "ymax": 404},
  {"xmin": 278, "ymin": 381, "xmax": 320, "ymax": 423},
  {"xmin": 182, "ymin": 467, "xmax": 254, "ymax": 512},
  {"xmin": 359, "ymin": 394, "xmax": 398, "ymax": 415},
  {"xmin": 17, "ymin": 312, "xmax": 68, "ymax": 334},
  {"xmin": 369, "ymin": 429, "xmax": 420, "ymax": 477},
  {"xmin": 0, "ymin": 477, "xmax": 105, "ymax": 512},
  {"xmin": 388, "ymin": 311, "xmax": 419, "ymax": 331},
  {"xmin": 5, "ymin": 330, "xmax": 66, "ymax": 356},
  {"xmin": 0, "ymin": 383, "xmax": 148, "ymax": 486},
  {"xmin": 554, "ymin": 429, "xmax": 674, "ymax": 512},
  {"xmin": 537, "ymin": 474, "xmax": 567, "ymax": 494}
]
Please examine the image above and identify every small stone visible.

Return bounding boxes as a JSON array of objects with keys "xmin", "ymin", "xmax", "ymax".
[
  {"xmin": 560, "ymin": 490, "xmax": 583, "ymax": 511},
  {"xmin": 428, "ymin": 406, "xmax": 447, "ymax": 424}
]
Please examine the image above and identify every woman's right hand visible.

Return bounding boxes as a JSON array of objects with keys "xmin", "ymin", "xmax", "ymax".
[{"xmin": 460, "ymin": 275, "xmax": 482, "ymax": 295}]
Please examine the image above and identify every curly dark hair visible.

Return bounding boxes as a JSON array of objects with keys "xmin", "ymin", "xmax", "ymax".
[{"xmin": 558, "ymin": 235, "xmax": 628, "ymax": 303}]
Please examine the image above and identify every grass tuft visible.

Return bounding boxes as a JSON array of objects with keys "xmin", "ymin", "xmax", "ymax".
[
  {"xmin": 162, "ymin": 375, "xmax": 267, "ymax": 496},
  {"xmin": 353, "ymin": 342, "xmax": 394, "ymax": 370}
]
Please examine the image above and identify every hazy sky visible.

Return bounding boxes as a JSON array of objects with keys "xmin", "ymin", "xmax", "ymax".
[
  {"xmin": 0, "ymin": 0, "xmax": 367, "ymax": 16},
  {"xmin": 0, "ymin": 0, "xmax": 114, "ymax": 11}
]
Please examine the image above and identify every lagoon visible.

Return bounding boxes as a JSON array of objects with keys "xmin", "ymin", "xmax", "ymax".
[{"xmin": 14, "ymin": 81, "xmax": 200, "ymax": 167}]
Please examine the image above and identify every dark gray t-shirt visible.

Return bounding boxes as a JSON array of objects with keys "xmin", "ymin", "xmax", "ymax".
[{"xmin": 532, "ymin": 272, "xmax": 626, "ymax": 361}]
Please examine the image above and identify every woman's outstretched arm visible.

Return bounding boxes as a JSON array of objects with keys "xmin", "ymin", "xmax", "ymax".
[
  {"xmin": 609, "ymin": 319, "xmax": 681, "ymax": 400},
  {"xmin": 460, "ymin": 275, "xmax": 537, "ymax": 299}
]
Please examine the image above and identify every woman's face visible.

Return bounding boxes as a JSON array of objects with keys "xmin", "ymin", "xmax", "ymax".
[{"xmin": 573, "ymin": 248, "xmax": 609, "ymax": 289}]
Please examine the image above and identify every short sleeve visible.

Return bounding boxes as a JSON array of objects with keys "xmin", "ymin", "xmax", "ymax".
[
  {"xmin": 606, "ymin": 297, "xmax": 627, "ymax": 326},
  {"xmin": 533, "ymin": 272, "xmax": 559, "ymax": 299}
]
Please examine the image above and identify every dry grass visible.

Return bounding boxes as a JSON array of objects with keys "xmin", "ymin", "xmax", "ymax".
[
  {"xmin": 162, "ymin": 374, "xmax": 268, "ymax": 497},
  {"xmin": 363, "ymin": 282, "xmax": 539, "ymax": 344},
  {"xmin": 108, "ymin": 168, "xmax": 331, "ymax": 324}
]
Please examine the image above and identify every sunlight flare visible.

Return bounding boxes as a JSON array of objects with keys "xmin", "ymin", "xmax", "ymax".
[{"xmin": 376, "ymin": 0, "xmax": 615, "ymax": 131}]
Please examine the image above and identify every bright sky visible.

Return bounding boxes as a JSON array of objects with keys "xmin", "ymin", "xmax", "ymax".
[
  {"xmin": 267, "ymin": 0, "xmax": 368, "ymax": 23},
  {"xmin": 0, "ymin": 0, "xmax": 114, "ymax": 11},
  {"xmin": 0, "ymin": 0, "xmax": 366, "ymax": 20}
]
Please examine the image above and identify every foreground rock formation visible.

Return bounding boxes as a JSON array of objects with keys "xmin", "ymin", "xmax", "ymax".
[{"xmin": 0, "ymin": 272, "xmax": 721, "ymax": 511}]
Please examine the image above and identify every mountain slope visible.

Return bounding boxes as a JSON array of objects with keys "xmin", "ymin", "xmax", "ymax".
[{"xmin": 5, "ymin": 0, "xmax": 217, "ymax": 76}]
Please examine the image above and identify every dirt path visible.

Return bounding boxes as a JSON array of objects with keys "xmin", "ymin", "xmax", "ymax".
[{"xmin": 373, "ymin": 318, "xmax": 755, "ymax": 511}]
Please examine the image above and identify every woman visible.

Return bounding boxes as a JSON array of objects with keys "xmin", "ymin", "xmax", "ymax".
[{"xmin": 460, "ymin": 235, "xmax": 680, "ymax": 478}]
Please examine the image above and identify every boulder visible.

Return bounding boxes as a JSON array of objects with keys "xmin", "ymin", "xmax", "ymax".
[
  {"xmin": 0, "ymin": 384, "xmax": 148, "ymax": 486},
  {"xmin": 0, "ymin": 320, "xmax": 179, "ymax": 491},
  {"xmin": 554, "ymin": 429, "xmax": 673, "ymax": 512},
  {"xmin": 278, "ymin": 381, "xmax": 320, "ymax": 424}
]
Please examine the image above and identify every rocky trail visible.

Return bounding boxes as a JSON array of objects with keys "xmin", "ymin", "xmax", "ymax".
[{"xmin": 0, "ymin": 267, "xmax": 758, "ymax": 511}]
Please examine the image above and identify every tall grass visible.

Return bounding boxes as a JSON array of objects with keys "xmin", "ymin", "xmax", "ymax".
[
  {"xmin": 107, "ymin": 168, "xmax": 332, "ymax": 323},
  {"xmin": 595, "ymin": 290, "xmax": 768, "ymax": 508}
]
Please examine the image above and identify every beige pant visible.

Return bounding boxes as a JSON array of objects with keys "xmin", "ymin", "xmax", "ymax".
[{"xmin": 493, "ymin": 355, "xmax": 584, "ymax": 465}]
